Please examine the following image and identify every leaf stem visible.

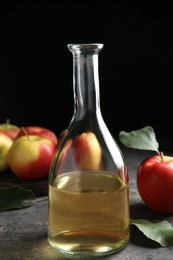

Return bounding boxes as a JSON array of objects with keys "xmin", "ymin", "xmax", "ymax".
[{"xmin": 36, "ymin": 196, "xmax": 48, "ymax": 202}]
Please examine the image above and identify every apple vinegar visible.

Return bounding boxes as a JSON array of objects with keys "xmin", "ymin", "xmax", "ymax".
[
  {"xmin": 48, "ymin": 43, "xmax": 130, "ymax": 258},
  {"xmin": 48, "ymin": 171, "xmax": 129, "ymax": 257}
]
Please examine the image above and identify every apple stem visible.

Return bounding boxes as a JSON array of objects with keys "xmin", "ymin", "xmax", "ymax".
[
  {"xmin": 6, "ymin": 118, "xmax": 10, "ymax": 125},
  {"xmin": 159, "ymin": 151, "xmax": 164, "ymax": 162},
  {"xmin": 21, "ymin": 127, "xmax": 31, "ymax": 141}
]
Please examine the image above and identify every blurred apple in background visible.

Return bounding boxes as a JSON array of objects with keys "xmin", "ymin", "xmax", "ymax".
[
  {"xmin": 0, "ymin": 131, "xmax": 13, "ymax": 172},
  {"xmin": 73, "ymin": 131, "xmax": 102, "ymax": 170},
  {"xmin": 7, "ymin": 135, "xmax": 56, "ymax": 181},
  {"xmin": 0, "ymin": 119, "xmax": 20, "ymax": 140},
  {"xmin": 57, "ymin": 129, "xmax": 67, "ymax": 144},
  {"xmin": 54, "ymin": 138, "xmax": 74, "ymax": 173},
  {"xmin": 17, "ymin": 126, "xmax": 58, "ymax": 147}
]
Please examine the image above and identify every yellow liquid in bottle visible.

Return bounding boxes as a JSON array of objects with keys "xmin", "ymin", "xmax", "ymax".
[{"xmin": 48, "ymin": 171, "xmax": 130, "ymax": 258}]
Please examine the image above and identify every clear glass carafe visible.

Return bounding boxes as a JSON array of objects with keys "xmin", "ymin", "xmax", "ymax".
[{"xmin": 48, "ymin": 43, "xmax": 130, "ymax": 258}]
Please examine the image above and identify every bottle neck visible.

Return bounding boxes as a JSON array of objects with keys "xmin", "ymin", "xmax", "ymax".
[{"xmin": 68, "ymin": 44, "xmax": 103, "ymax": 118}]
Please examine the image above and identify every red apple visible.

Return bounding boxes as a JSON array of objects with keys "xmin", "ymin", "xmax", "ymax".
[
  {"xmin": 137, "ymin": 154, "xmax": 173, "ymax": 213},
  {"xmin": 17, "ymin": 126, "xmax": 58, "ymax": 147},
  {"xmin": 0, "ymin": 120, "xmax": 20, "ymax": 140},
  {"xmin": 7, "ymin": 135, "xmax": 56, "ymax": 181},
  {"xmin": 0, "ymin": 131, "xmax": 13, "ymax": 172},
  {"xmin": 72, "ymin": 131, "xmax": 102, "ymax": 170},
  {"xmin": 119, "ymin": 125, "xmax": 173, "ymax": 213}
]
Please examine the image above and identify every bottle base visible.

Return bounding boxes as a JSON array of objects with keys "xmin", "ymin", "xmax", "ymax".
[{"xmin": 48, "ymin": 230, "xmax": 129, "ymax": 259}]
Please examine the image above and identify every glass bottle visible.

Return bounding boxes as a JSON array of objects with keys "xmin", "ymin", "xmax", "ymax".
[{"xmin": 48, "ymin": 43, "xmax": 130, "ymax": 258}]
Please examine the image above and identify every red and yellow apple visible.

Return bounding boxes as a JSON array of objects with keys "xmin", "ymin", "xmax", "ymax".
[
  {"xmin": 0, "ymin": 120, "xmax": 20, "ymax": 140},
  {"xmin": 0, "ymin": 131, "xmax": 13, "ymax": 172},
  {"xmin": 73, "ymin": 131, "xmax": 102, "ymax": 170},
  {"xmin": 7, "ymin": 135, "xmax": 56, "ymax": 181},
  {"xmin": 54, "ymin": 131, "xmax": 102, "ymax": 173},
  {"xmin": 17, "ymin": 126, "xmax": 58, "ymax": 147},
  {"xmin": 137, "ymin": 154, "xmax": 173, "ymax": 213}
]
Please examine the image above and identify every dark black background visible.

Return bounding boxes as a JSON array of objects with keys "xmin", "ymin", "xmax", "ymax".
[{"xmin": 1, "ymin": 2, "xmax": 173, "ymax": 148}]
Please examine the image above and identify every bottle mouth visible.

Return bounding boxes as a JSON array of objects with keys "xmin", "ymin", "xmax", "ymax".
[{"xmin": 67, "ymin": 43, "xmax": 104, "ymax": 54}]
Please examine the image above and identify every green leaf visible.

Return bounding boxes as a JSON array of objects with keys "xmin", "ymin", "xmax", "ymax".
[
  {"xmin": 131, "ymin": 219, "xmax": 173, "ymax": 247},
  {"xmin": 119, "ymin": 125, "xmax": 159, "ymax": 153},
  {"xmin": 0, "ymin": 186, "xmax": 36, "ymax": 211}
]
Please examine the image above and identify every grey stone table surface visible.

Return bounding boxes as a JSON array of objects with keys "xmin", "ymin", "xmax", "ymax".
[{"xmin": 1, "ymin": 145, "xmax": 173, "ymax": 260}]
